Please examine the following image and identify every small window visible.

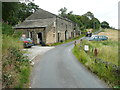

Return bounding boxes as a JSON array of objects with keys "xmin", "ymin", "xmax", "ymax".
[
  {"xmin": 66, "ymin": 25, "xmax": 67, "ymax": 29},
  {"xmin": 53, "ymin": 34, "xmax": 55, "ymax": 37},
  {"xmin": 94, "ymin": 36, "xmax": 97, "ymax": 39},
  {"xmin": 54, "ymin": 22, "xmax": 56, "ymax": 27},
  {"xmin": 53, "ymin": 29, "xmax": 55, "ymax": 33}
]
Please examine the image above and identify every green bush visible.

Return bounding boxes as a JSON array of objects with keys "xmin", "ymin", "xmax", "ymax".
[
  {"xmin": 2, "ymin": 23, "xmax": 22, "ymax": 38},
  {"xmin": 2, "ymin": 23, "xmax": 14, "ymax": 35}
]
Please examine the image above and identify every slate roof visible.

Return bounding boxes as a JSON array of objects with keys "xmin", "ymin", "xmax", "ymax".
[
  {"xmin": 14, "ymin": 8, "xmax": 75, "ymax": 29},
  {"xmin": 14, "ymin": 18, "xmax": 56, "ymax": 29},
  {"xmin": 26, "ymin": 8, "xmax": 72, "ymax": 22},
  {"xmin": 26, "ymin": 8, "xmax": 55, "ymax": 20}
]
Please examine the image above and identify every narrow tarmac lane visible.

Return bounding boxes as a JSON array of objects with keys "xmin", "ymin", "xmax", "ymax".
[{"xmin": 31, "ymin": 41, "xmax": 108, "ymax": 88}]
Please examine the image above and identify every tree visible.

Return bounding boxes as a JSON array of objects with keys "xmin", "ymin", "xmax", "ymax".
[
  {"xmin": 79, "ymin": 15, "xmax": 90, "ymax": 29},
  {"xmin": 2, "ymin": 2, "xmax": 20, "ymax": 25},
  {"xmin": 84, "ymin": 11, "xmax": 94, "ymax": 20},
  {"xmin": 68, "ymin": 11, "xmax": 73, "ymax": 15},
  {"xmin": 67, "ymin": 14, "xmax": 83, "ymax": 29},
  {"xmin": 58, "ymin": 8, "xmax": 107, "ymax": 31},
  {"xmin": 27, "ymin": 2, "xmax": 39, "ymax": 13},
  {"xmin": 2, "ymin": 2, "xmax": 39, "ymax": 25},
  {"xmin": 90, "ymin": 18, "xmax": 100, "ymax": 29},
  {"xmin": 17, "ymin": 2, "xmax": 39, "ymax": 22},
  {"xmin": 101, "ymin": 21, "xmax": 110, "ymax": 28},
  {"xmin": 58, "ymin": 7, "xmax": 67, "ymax": 18}
]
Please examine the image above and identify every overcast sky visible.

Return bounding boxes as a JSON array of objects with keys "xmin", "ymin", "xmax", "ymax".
[{"xmin": 33, "ymin": 0, "xmax": 119, "ymax": 29}]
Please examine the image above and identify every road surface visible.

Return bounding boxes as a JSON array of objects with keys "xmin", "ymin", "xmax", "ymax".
[{"xmin": 31, "ymin": 41, "xmax": 108, "ymax": 88}]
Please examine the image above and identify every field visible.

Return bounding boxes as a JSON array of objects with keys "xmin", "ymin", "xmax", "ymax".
[
  {"xmin": 97, "ymin": 29, "xmax": 118, "ymax": 65},
  {"xmin": 72, "ymin": 29, "xmax": 119, "ymax": 88},
  {"xmin": 98, "ymin": 29, "xmax": 118, "ymax": 41}
]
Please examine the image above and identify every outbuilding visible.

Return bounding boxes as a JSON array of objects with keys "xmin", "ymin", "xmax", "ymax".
[{"xmin": 14, "ymin": 8, "xmax": 81, "ymax": 45}]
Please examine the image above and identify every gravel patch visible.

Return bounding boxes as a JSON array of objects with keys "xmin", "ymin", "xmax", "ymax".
[{"xmin": 23, "ymin": 46, "xmax": 55, "ymax": 61}]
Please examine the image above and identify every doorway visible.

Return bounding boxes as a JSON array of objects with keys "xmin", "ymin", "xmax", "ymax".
[
  {"xmin": 29, "ymin": 32, "xmax": 33, "ymax": 38},
  {"xmin": 37, "ymin": 32, "xmax": 42, "ymax": 44},
  {"xmin": 58, "ymin": 33, "xmax": 60, "ymax": 42},
  {"xmin": 71, "ymin": 32, "xmax": 73, "ymax": 38},
  {"xmin": 65, "ymin": 30, "xmax": 67, "ymax": 40}
]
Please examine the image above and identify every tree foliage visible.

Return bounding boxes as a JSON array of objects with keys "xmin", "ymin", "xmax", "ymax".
[
  {"xmin": 90, "ymin": 18, "xmax": 100, "ymax": 29},
  {"xmin": 58, "ymin": 7, "xmax": 101, "ymax": 30},
  {"xmin": 2, "ymin": 2, "xmax": 20, "ymax": 25},
  {"xmin": 2, "ymin": 23, "xmax": 14, "ymax": 35},
  {"xmin": 58, "ymin": 7, "xmax": 68, "ymax": 18},
  {"xmin": 101, "ymin": 21, "xmax": 110, "ymax": 28},
  {"xmin": 2, "ymin": 2, "xmax": 39, "ymax": 25},
  {"xmin": 84, "ymin": 11, "xmax": 94, "ymax": 19}
]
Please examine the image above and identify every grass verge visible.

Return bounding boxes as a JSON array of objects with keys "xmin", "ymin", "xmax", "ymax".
[
  {"xmin": 72, "ymin": 39, "xmax": 119, "ymax": 88},
  {"xmin": 47, "ymin": 35, "xmax": 85, "ymax": 46}
]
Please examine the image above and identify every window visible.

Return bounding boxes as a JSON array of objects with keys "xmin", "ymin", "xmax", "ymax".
[
  {"xmin": 53, "ymin": 34, "xmax": 55, "ymax": 37},
  {"xmin": 66, "ymin": 25, "xmax": 67, "ymax": 29},
  {"xmin": 54, "ymin": 22, "xmax": 56, "ymax": 27},
  {"xmin": 53, "ymin": 29, "xmax": 55, "ymax": 33}
]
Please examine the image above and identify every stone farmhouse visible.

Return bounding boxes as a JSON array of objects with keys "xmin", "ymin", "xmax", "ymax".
[{"xmin": 14, "ymin": 8, "xmax": 81, "ymax": 45}]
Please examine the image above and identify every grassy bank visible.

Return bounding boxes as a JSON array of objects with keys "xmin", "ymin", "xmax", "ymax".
[
  {"xmin": 2, "ymin": 23, "xmax": 31, "ymax": 88},
  {"xmin": 48, "ymin": 35, "xmax": 84, "ymax": 46},
  {"xmin": 72, "ymin": 30, "xmax": 119, "ymax": 88},
  {"xmin": 73, "ymin": 40, "xmax": 119, "ymax": 88},
  {"xmin": 98, "ymin": 29, "xmax": 118, "ymax": 41}
]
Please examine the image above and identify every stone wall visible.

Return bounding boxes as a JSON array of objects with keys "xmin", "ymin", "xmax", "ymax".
[
  {"xmin": 56, "ymin": 17, "xmax": 75, "ymax": 42},
  {"xmin": 45, "ymin": 24, "xmax": 56, "ymax": 44}
]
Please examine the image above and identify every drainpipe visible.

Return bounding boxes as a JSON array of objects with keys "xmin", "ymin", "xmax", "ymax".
[{"xmin": 56, "ymin": 16, "xmax": 58, "ymax": 42}]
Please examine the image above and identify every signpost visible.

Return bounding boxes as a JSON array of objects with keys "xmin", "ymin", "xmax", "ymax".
[{"xmin": 84, "ymin": 45, "xmax": 89, "ymax": 53}]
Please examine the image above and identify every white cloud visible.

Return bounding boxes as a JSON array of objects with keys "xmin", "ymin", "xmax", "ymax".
[{"xmin": 33, "ymin": 0, "xmax": 119, "ymax": 29}]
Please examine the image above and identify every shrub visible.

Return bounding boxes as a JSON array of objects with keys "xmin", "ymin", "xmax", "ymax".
[{"xmin": 2, "ymin": 23, "xmax": 14, "ymax": 36}]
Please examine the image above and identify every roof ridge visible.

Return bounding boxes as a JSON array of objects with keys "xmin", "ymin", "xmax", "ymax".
[
  {"xmin": 26, "ymin": 8, "xmax": 74, "ymax": 23},
  {"xmin": 25, "ymin": 18, "xmax": 55, "ymax": 21}
]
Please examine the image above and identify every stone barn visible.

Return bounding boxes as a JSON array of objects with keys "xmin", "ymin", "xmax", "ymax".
[{"xmin": 14, "ymin": 8, "xmax": 81, "ymax": 45}]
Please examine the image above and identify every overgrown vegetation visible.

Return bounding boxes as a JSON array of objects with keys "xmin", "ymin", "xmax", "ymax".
[
  {"xmin": 72, "ymin": 32, "xmax": 119, "ymax": 88},
  {"xmin": 2, "ymin": 23, "xmax": 31, "ymax": 88}
]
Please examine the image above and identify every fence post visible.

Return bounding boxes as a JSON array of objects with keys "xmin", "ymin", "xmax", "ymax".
[
  {"xmin": 94, "ymin": 48, "xmax": 98, "ymax": 56},
  {"xmin": 74, "ymin": 41, "xmax": 76, "ymax": 46}
]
